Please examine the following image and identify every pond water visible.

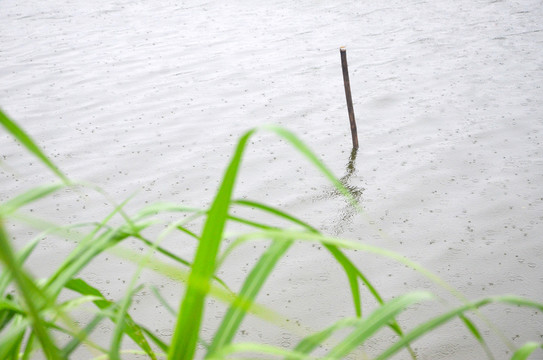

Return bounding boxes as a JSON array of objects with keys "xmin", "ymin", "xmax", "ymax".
[{"xmin": 1, "ymin": 0, "xmax": 542, "ymax": 358}]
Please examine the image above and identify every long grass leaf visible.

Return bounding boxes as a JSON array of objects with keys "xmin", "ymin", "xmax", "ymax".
[
  {"xmin": 0, "ymin": 295, "xmax": 22, "ymax": 331},
  {"xmin": 61, "ymin": 314, "xmax": 106, "ymax": 357},
  {"xmin": 141, "ymin": 326, "xmax": 170, "ymax": 353},
  {"xmin": 45, "ymin": 194, "xmax": 136, "ymax": 297},
  {"xmin": 0, "ymin": 220, "xmax": 61, "ymax": 358},
  {"xmin": 65, "ymin": 278, "xmax": 157, "ymax": 360},
  {"xmin": 259, "ymin": 125, "xmax": 356, "ymax": 207},
  {"xmin": 0, "ymin": 320, "xmax": 27, "ymax": 360},
  {"xmin": 0, "ymin": 184, "xmax": 66, "ymax": 217},
  {"xmin": 376, "ymin": 295, "xmax": 543, "ymax": 360},
  {"xmin": 151, "ymin": 286, "xmax": 177, "ymax": 317},
  {"xmin": 232, "ymin": 199, "xmax": 319, "ymax": 232},
  {"xmin": 327, "ymin": 291, "xmax": 433, "ymax": 358},
  {"xmin": 0, "ymin": 235, "xmax": 41, "ymax": 294},
  {"xmin": 0, "ymin": 109, "xmax": 69, "ymax": 184},
  {"xmin": 232, "ymin": 199, "xmax": 417, "ymax": 354},
  {"xmin": 107, "ymin": 245, "xmax": 288, "ymax": 328},
  {"xmin": 207, "ymin": 342, "xmax": 313, "ymax": 360},
  {"xmin": 207, "ymin": 238, "xmax": 293, "ymax": 356},
  {"xmin": 232, "ymin": 201, "xmax": 364, "ymax": 314},
  {"xmin": 131, "ymin": 203, "xmax": 204, "ymax": 222},
  {"xmin": 235, "ymin": 229, "xmax": 459, "ymax": 296},
  {"xmin": 459, "ymin": 314, "xmax": 493, "ymax": 359},
  {"xmin": 511, "ymin": 342, "xmax": 543, "ymax": 360},
  {"xmin": 168, "ymin": 129, "xmax": 256, "ymax": 360},
  {"xmin": 109, "ymin": 286, "xmax": 137, "ymax": 360},
  {"xmin": 288, "ymin": 318, "xmax": 361, "ymax": 358}
]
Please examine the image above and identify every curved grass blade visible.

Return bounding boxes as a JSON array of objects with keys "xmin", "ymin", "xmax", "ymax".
[
  {"xmin": 0, "ymin": 220, "xmax": 61, "ymax": 358},
  {"xmin": 151, "ymin": 286, "xmax": 177, "ymax": 317},
  {"xmin": 287, "ymin": 318, "xmax": 360, "ymax": 359},
  {"xmin": 236, "ymin": 229, "xmax": 458, "ymax": 296},
  {"xmin": 511, "ymin": 342, "xmax": 543, "ymax": 360},
  {"xmin": 0, "ymin": 235, "xmax": 42, "ymax": 294},
  {"xmin": 168, "ymin": 129, "xmax": 256, "ymax": 360},
  {"xmin": 0, "ymin": 109, "xmax": 69, "ymax": 184},
  {"xmin": 108, "ymin": 244, "xmax": 288, "ymax": 328},
  {"xmin": 132, "ymin": 208, "xmax": 230, "ymax": 291},
  {"xmin": 149, "ymin": 286, "xmax": 212, "ymax": 351},
  {"xmin": 61, "ymin": 313, "xmax": 106, "ymax": 357},
  {"xmin": 376, "ymin": 295, "xmax": 543, "ymax": 360},
  {"xmin": 140, "ymin": 326, "xmax": 170, "ymax": 353},
  {"xmin": 0, "ymin": 295, "xmax": 23, "ymax": 331},
  {"xmin": 0, "ymin": 319, "xmax": 27, "ymax": 360},
  {"xmin": 459, "ymin": 314, "xmax": 493, "ymax": 359},
  {"xmin": 232, "ymin": 199, "xmax": 320, "ymax": 232},
  {"xmin": 327, "ymin": 291, "xmax": 433, "ymax": 358},
  {"xmin": 229, "ymin": 200, "xmax": 366, "ymax": 314},
  {"xmin": 21, "ymin": 329, "xmax": 34, "ymax": 360},
  {"xmin": 65, "ymin": 278, "xmax": 156, "ymax": 360},
  {"xmin": 45, "ymin": 194, "xmax": 137, "ymax": 297},
  {"xmin": 231, "ymin": 200, "xmax": 414, "ymax": 354},
  {"xmin": 109, "ymin": 285, "xmax": 143, "ymax": 360},
  {"xmin": 258, "ymin": 125, "xmax": 357, "ymax": 208},
  {"xmin": 131, "ymin": 202, "xmax": 204, "ymax": 223},
  {"xmin": 231, "ymin": 200, "xmax": 369, "ymax": 316},
  {"xmin": 207, "ymin": 342, "xmax": 312, "ymax": 360},
  {"xmin": 206, "ymin": 238, "xmax": 293, "ymax": 356},
  {"xmin": 0, "ymin": 184, "xmax": 66, "ymax": 217}
]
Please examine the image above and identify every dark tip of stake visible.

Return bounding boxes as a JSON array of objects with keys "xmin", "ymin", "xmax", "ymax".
[{"xmin": 340, "ymin": 47, "xmax": 359, "ymax": 149}]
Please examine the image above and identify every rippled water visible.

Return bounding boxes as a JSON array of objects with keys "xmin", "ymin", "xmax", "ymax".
[{"xmin": 1, "ymin": 0, "xmax": 542, "ymax": 358}]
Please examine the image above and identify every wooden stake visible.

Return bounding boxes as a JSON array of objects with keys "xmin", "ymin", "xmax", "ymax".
[{"xmin": 340, "ymin": 47, "xmax": 359, "ymax": 149}]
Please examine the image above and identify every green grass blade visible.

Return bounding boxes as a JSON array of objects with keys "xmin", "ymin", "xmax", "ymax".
[
  {"xmin": 45, "ymin": 195, "xmax": 136, "ymax": 297},
  {"xmin": 140, "ymin": 326, "xmax": 170, "ymax": 353},
  {"xmin": 236, "ymin": 229, "xmax": 459, "ymax": 297},
  {"xmin": 327, "ymin": 291, "xmax": 433, "ymax": 358},
  {"xmin": 459, "ymin": 314, "xmax": 493, "ymax": 359},
  {"xmin": 65, "ymin": 278, "xmax": 112, "ymax": 309},
  {"xmin": 232, "ymin": 199, "xmax": 319, "ymax": 232},
  {"xmin": 228, "ymin": 203, "xmax": 412, "ymax": 350},
  {"xmin": 0, "ymin": 220, "xmax": 61, "ymax": 358},
  {"xmin": 207, "ymin": 342, "xmax": 311, "ymax": 360},
  {"xmin": 109, "ymin": 286, "xmax": 137, "ymax": 360},
  {"xmin": 207, "ymin": 238, "xmax": 293, "ymax": 356},
  {"xmin": 151, "ymin": 286, "xmax": 177, "ymax": 317},
  {"xmin": 232, "ymin": 200, "xmax": 366, "ymax": 316},
  {"xmin": 168, "ymin": 129, "xmax": 256, "ymax": 360},
  {"xmin": 231, "ymin": 200, "xmax": 418, "ymax": 356},
  {"xmin": 65, "ymin": 278, "xmax": 157, "ymax": 360},
  {"xmin": 345, "ymin": 271, "xmax": 361, "ymax": 317},
  {"xmin": 0, "ymin": 109, "xmax": 69, "ymax": 184},
  {"xmin": 131, "ymin": 202, "xmax": 204, "ymax": 223},
  {"xmin": 60, "ymin": 313, "xmax": 105, "ymax": 357},
  {"xmin": 511, "ymin": 342, "xmax": 543, "ymax": 360},
  {"xmin": 0, "ymin": 320, "xmax": 27, "ymax": 360},
  {"xmin": 259, "ymin": 125, "xmax": 355, "ymax": 206},
  {"xmin": 0, "ymin": 184, "xmax": 66, "ymax": 217},
  {"xmin": 108, "ymin": 244, "xmax": 287, "ymax": 328},
  {"xmin": 288, "ymin": 318, "xmax": 360, "ymax": 358},
  {"xmin": 376, "ymin": 295, "xmax": 543, "ymax": 360},
  {"xmin": 0, "ymin": 295, "xmax": 23, "ymax": 330},
  {"xmin": 133, "ymin": 233, "xmax": 193, "ymax": 271},
  {"xmin": 0, "ymin": 235, "xmax": 41, "ymax": 294}
]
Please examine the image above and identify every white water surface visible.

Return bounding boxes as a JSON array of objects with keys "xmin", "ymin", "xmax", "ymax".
[{"xmin": 1, "ymin": 0, "xmax": 543, "ymax": 358}]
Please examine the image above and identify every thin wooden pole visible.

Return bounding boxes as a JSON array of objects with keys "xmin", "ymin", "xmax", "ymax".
[{"xmin": 340, "ymin": 47, "xmax": 359, "ymax": 149}]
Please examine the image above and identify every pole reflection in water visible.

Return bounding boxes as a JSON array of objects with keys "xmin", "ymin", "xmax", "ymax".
[{"xmin": 314, "ymin": 148, "xmax": 364, "ymax": 234}]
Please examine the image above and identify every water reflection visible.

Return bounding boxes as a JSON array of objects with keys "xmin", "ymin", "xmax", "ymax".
[{"xmin": 315, "ymin": 148, "xmax": 364, "ymax": 234}]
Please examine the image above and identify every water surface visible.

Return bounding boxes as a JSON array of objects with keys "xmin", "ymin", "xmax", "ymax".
[{"xmin": 1, "ymin": 0, "xmax": 542, "ymax": 358}]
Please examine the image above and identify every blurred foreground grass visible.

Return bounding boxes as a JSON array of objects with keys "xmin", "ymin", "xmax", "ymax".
[{"xmin": 0, "ymin": 108, "xmax": 542, "ymax": 359}]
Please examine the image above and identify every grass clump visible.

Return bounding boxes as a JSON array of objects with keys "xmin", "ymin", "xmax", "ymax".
[{"xmin": 0, "ymin": 108, "xmax": 542, "ymax": 359}]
